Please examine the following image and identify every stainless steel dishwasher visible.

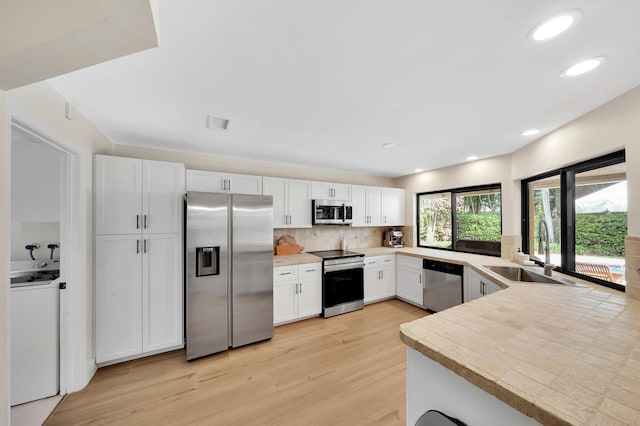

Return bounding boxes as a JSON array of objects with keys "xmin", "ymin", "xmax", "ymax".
[{"xmin": 422, "ymin": 259, "xmax": 463, "ymax": 312}]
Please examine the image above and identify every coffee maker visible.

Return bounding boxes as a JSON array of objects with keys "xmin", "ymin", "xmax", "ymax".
[{"xmin": 384, "ymin": 228, "xmax": 404, "ymax": 248}]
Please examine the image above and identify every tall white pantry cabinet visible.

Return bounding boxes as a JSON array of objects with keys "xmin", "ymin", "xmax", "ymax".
[{"xmin": 94, "ymin": 155, "xmax": 185, "ymax": 364}]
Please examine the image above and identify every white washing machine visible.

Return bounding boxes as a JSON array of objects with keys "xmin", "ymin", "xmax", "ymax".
[{"xmin": 10, "ymin": 280, "xmax": 59, "ymax": 406}]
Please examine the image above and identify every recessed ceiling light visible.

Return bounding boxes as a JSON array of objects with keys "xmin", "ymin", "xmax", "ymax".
[
  {"xmin": 466, "ymin": 156, "xmax": 478, "ymax": 161},
  {"xmin": 561, "ymin": 57, "xmax": 606, "ymax": 77},
  {"xmin": 382, "ymin": 143, "xmax": 396, "ymax": 149},
  {"xmin": 414, "ymin": 168, "xmax": 423, "ymax": 173},
  {"xmin": 521, "ymin": 129, "xmax": 540, "ymax": 136},
  {"xmin": 206, "ymin": 114, "xmax": 230, "ymax": 131},
  {"xmin": 528, "ymin": 10, "xmax": 581, "ymax": 42}
]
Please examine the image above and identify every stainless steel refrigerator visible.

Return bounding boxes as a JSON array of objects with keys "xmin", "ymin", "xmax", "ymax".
[{"xmin": 185, "ymin": 192, "xmax": 273, "ymax": 361}]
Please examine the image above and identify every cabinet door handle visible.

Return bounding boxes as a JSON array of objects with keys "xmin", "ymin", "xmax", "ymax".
[
  {"xmin": 228, "ymin": 179, "xmax": 232, "ymax": 192},
  {"xmin": 144, "ymin": 239, "xmax": 147, "ymax": 253},
  {"xmin": 136, "ymin": 214, "xmax": 140, "ymax": 229},
  {"xmin": 136, "ymin": 239, "xmax": 140, "ymax": 254},
  {"xmin": 384, "ymin": 259, "xmax": 392, "ymax": 262},
  {"xmin": 299, "ymin": 283, "xmax": 303, "ymax": 294},
  {"xmin": 280, "ymin": 272, "xmax": 292, "ymax": 276},
  {"xmin": 305, "ymin": 269, "xmax": 316, "ymax": 272},
  {"xmin": 143, "ymin": 214, "xmax": 148, "ymax": 229},
  {"xmin": 384, "ymin": 216, "xmax": 387, "ymax": 224},
  {"xmin": 481, "ymin": 281, "xmax": 485, "ymax": 295},
  {"xmin": 381, "ymin": 270, "xmax": 384, "ymax": 279},
  {"xmin": 419, "ymin": 274, "xmax": 422, "ymax": 284}
]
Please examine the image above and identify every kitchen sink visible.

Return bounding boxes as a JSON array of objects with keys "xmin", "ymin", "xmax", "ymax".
[{"xmin": 482, "ymin": 265, "xmax": 586, "ymax": 287}]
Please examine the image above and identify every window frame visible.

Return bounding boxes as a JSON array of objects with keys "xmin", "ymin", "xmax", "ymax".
[
  {"xmin": 521, "ymin": 150, "xmax": 626, "ymax": 292},
  {"xmin": 416, "ymin": 183, "xmax": 503, "ymax": 256}
]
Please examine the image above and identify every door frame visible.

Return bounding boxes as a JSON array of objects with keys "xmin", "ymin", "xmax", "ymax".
[{"xmin": 10, "ymin": 118, "xmax": 82, "ymax": 398}]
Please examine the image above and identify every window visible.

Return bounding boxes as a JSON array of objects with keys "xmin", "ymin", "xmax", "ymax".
[
  {"xmin": 417, "ymin": 184, "xmax": 502, "ymax": 256},
  {"xmin": 522, "ymin": 151, "xmax": 626, "ymax": 290},
  {"xmin": 527, "ymin": 175, "xmax": 563, "ymax": 267}
]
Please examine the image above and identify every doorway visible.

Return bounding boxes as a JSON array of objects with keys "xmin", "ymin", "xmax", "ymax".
[{"xmin": 9, "ymin": 121, "xmax": 72, "ymax": 424}]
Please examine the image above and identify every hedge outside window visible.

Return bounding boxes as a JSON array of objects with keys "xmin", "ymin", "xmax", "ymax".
[{"xmin": 417, "ymin": 184, "xmax": 502, "ymax": 256}]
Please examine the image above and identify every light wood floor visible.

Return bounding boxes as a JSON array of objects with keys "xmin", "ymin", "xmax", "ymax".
[{"xmin": 46, "ymin": 299, "xmax": 426, "ymax": 426}]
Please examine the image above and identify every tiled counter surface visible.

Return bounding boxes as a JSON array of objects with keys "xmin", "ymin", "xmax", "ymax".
[
  {"xmin": 273, "ymin": 253, "xmax": 322, "ymax": 267},
  {"xmin": 352, "ymin": 246, "xmax": 398, "ymax": 256},
  {"xmin": 398, "ymin": 247, "xmax": 640, "ymax": 425}
]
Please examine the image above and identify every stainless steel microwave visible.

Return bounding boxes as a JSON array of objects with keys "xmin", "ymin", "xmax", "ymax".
[{"xmin": 312, "ymin": 200, "xmax": 353, "ymax": 225}]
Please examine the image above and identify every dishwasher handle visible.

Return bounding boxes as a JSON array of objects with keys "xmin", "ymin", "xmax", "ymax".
[{"xmin": 423, "ymin": 259, "xmax": 464, "ymax": 276}]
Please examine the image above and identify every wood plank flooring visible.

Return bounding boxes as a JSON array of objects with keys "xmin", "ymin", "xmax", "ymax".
[{"xmin": 46, "ymin": 299, "xmax": 426, "ymax": 426}]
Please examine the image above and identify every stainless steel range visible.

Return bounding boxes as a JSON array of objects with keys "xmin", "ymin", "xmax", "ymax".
[{"xmin": 309, "ymin": 250, "xmax": 365, "ymax": 318}]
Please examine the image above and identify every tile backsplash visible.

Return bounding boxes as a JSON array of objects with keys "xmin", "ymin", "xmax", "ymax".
[{"xmin": 274, "ymin": 226, "xmax": 390, "ymax": 252}]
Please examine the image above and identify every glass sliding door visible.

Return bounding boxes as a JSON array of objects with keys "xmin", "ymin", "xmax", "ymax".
[
  {"xmin": 574, "ymin": 163, "xmax": 627, "ymax": 285},
  {"xmin": 522, "ymin": 150, "xmax": 626, "ymax": 291}
]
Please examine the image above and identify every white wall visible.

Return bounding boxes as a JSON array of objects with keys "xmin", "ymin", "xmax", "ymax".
[
  {"xmin": 113, "ymin": 144, "xmax": 394, "ymax": 187},
  {"xmin": 10, "ymin": 129, "xmax": 62, "ymax": 223},
  {"xmin": 394, "ymin": 85, "xmax": 640, "ymax": 242},
  {"xmin": 1, "ymin": 89, "xmax": 10, "ymax": 426},
  {"xmin": 511, "ymin": 85, "xmax": 640, "ymax": 235}
]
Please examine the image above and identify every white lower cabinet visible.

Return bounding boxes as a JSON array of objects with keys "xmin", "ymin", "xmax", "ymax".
[
  {"xmin": 396, "ymin": 255, "xmax": 424, "ymax": 307},
  {"xmin": 273, "ymin": 263, "xmax": 321, "ymax": 325},
  {"xmin": 464, "ymin": 267, "xmax": 502, "ymax": 302},
  {"xmin": 142, "ymin": 234, "xmax": 183, "ymax": 352},
  {"xmin": 364, "ymin": 255, "xmax": 396, "ymax": 304},
  {"xmin": 96, "ymin": 233, "xmax": 182, "ymax": 364}
]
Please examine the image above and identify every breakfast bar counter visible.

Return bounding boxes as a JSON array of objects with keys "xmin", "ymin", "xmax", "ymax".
[{"xmin": 398, "ymin": 248, "xmax": 640, "ymax": 425}]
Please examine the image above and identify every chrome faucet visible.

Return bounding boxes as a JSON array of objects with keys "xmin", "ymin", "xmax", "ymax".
[{"xmin": 538, "ymin": 220, "xmax": 554, "ymax": 276}]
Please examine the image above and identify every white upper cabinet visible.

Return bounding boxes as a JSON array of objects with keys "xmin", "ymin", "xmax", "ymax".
[
  {"xmin": 95, "ymin": 156, "xmax": 184, "ymax": 235},
  {"xmin": 143, "ymin": 161, "xmax": 185, "ymax": 234},
  {"xmin": 263, "ymin": 177, "xmax": 288, "ymax": 228},
  {"xmin": 289, "ymin": 180, "xmax": 312, "ymax": 228},
  {"xmin": 352, "ymin": 185, "xmax": 401, "ymax": 227},
  {"xmin": 186, "ymin": 169, "xmax": 262, "ymax": 195},
  {"xmin": 351, "ymin": 185, "xmax": 367, "ymax": 227},
  {"xmin": 95, "ymin": 156, "xmax": 143, "ymax": 235},
  {"xmin": 263, "ymin": 177, "xmax": 311, "ymax": 228},
  {"xmin": 382, "ymin": 188, "xmax": 405, "ymax": 226},
  {"xmin": 311, "ymin": 181, "xmax": 351, "ymax": 201}
]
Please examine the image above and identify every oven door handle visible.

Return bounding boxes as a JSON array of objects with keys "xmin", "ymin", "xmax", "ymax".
[{"xmin": 324, "ymin": 263, "xmax": 364, "ymax": 273}]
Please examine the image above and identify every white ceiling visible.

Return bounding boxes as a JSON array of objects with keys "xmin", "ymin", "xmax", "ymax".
[
  {"xmin": 0, "ymin": 0, "xmax": 157, "ymax": 90},
  {"xmin": 48, "ymin": 0, "xmax": 640, "ymax": 177}
]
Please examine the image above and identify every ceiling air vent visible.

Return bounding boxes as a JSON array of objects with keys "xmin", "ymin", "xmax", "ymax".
[{"xmin": 206, "ymin": 114, "xmax": 230, "ymax": 131}]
